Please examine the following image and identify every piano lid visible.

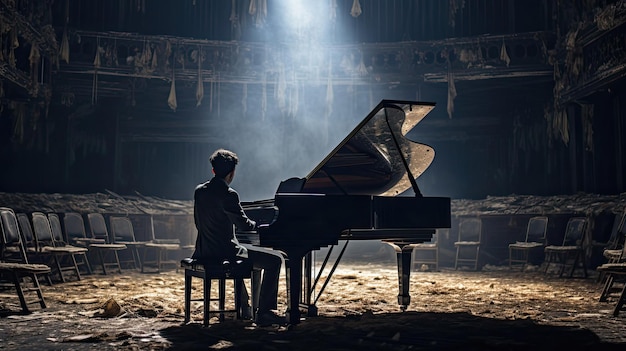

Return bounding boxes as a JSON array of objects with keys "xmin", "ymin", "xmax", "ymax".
[{"xmin": 300, "ymin": 100, "xmax": 436, "ymax": 197}]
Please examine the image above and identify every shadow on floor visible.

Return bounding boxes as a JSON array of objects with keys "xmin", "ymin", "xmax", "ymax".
[{"xmin": 160, "ymin": 311, "xmax": 625, "ymax": 350}]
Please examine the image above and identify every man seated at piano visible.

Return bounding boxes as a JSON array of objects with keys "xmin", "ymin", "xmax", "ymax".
[{"xmin": 191, "ymin": 148, "xmax": 286, "ymax": 327}]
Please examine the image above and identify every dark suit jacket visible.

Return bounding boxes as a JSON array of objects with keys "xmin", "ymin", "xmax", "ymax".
[{"xmin": 192, "ymin": 177, "xmax": 256, "ymax": 263}]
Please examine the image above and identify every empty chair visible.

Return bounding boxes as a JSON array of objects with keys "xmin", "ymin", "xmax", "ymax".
[
  {"xmin": 109, "ymin": 216, "xmax": 146, "ymax": 270},
  {"xmin": 48, "ymin": 213, "xmax": 92, "ymax": 275},
  {"xmin": 454, "ymin": 217, "xmax": 482, "ymax": 270},
  {"xmin": 31, "ymin": 212, "xmax": 89, "ymax": 283},
  {"xmin": 143, "ymin": 216, "xmax": 181, "ymax": 272},
  {"xmin": 0, "ymin": 207, "xmax": 51, "ymax": 313},
  {"xmin": 412, "ymin": 229, "xmax": 441, "ymax": 271},
  {"xmin": 63, "ymin": 213, "xmax": 105, "ymax": 246},
  {"xmin": 509, "ymin": 216, "xmax": 549, "ymax": 271},
  {"xmin": 110, "ymin": 216, "xmax": 180, "ymax": 273},
  {"xmin": 16, "ymin": 213, "xmax": 53, "ymax": 285},
  {"xmin": 600, "ymin": 212, "xmax": 626, "ymax": 267},
  {"xmin": 69, "ymin": 213, "xmax": 126, "ymax": 275},
  {"xmin": 544, "ymin": 217, "xmax": 589, "ymax": 278}
]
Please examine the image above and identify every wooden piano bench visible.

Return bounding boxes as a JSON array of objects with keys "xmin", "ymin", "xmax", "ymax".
[{"xmin": 180, "ymin": 258, "xmax": 260, "ymax": 327}]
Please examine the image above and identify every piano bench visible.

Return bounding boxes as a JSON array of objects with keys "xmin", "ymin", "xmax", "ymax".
[{"xmin": 180, "ymin": 258, "xmax": 260, "ymax": 327}]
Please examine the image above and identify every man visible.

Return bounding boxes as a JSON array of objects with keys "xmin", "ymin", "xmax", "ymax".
[{"xmin": 192, "ymin": 148, "xmax": 285, "ymax": 326}]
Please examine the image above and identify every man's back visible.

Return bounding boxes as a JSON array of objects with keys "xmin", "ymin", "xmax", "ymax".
[{"xmin": 192, "ymin": 177, "xmax": 254, "ymax": 263}]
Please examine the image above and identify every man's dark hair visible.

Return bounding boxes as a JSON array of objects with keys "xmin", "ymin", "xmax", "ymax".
[{"xmin": 210, "ymin": 149, "xmax": 239, "ymax": 178}]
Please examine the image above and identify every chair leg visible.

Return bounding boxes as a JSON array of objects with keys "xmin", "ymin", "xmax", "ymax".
[
  {"xmin": 11, "ymin": 271, "xmax": 30, "ymax": 313},
  {"xmin": 53, "ymin": 255, "xmax": 66, "ymax": 283},
  {"xmin": 97, "ymin": 250, "xmax": 107, "ymax": 275},
  {"xmin": 71, "ymin": 255, "xmax": 82, "ymax": 281},
  {"xmin": 184, "ymin": 270, "xmax": 192, "ymax": 324},
  {"xmin": 473, "ymin": 247, "xmax": 480, "ymax": 271},
  {"xmin": 600, "ymin": 274, "xmax": 615, "ymax": 302},
  {"xmin": 203, "ymin": 273, "xmax": 210, "ymax": 327},
  {"xmin": 454, "ymin": 247, "xmax": 460, "ymax": 270},
  {"xmin": 29, "ymin": 273, "xmax": 47, "ymax": 309},
  {"xmin": 113, "ymin": 251, "xmax": 123, "ymax": 274},
  {"xmin": 613, "ymin": 281, "xmax": 626, "ymax": 317}
]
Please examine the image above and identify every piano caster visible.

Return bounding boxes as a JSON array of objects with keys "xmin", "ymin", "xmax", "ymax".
[{"xmin": 399, "ymin": 305, "xmax": 408, "ymax": 312}]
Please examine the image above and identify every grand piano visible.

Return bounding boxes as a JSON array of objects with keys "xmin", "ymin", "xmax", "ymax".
[{"xmin": 241, "ymin": 99, "xmax": 451, "ymax": 325}]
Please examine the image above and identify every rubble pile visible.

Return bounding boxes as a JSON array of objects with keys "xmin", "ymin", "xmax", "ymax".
[{"xmin": 0, "ymin": 191, "xmax": 625, "ymax": 216}]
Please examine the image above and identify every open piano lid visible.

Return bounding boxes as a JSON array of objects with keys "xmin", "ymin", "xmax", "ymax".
[{"xmin": 300, "ymin": 100, "xmax": 436, "ymax": 197}]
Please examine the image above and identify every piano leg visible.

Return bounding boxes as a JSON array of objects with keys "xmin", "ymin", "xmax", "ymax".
[
  {"xmin": 303, "ymin": 252, "xmax": 318, "ymax": 317},
  {"xmin": 285, "ymin": 253, "xmax": 303, "ymax": 325},
  {"xmin": 385, "ymin": 242, "xmax": 415, "ymax": 310}
]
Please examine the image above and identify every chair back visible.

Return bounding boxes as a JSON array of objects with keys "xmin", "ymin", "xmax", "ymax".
[
  {"xmin": 110, "ymin": 216, "xmax": 137, "ymax": 242},
  {"xmin": 31, "ymin": 212, "xmax": 56, "ymax": 249},
  {"xmin": 88, "ymin": 213, "xmax": 111, "ymax": 242},
  {"xmin": 0, "ymin": 207, "xmax": 29, "ymax": 263},
  {"xmin": 458, "ymin": 217, "xmax": 481, "ymax": 242},
  {"xmin": 604, "ymin": 212, "xmax": 626, "ymax": 250},
  {"xmin": 1, "ymin": 207, "xmax": 21, "ymax": 246},
  {"xmin": 526, "ymin": 216, "xmax": 548, "ymax": 243},
  {"xmin": 616, "ymin": 214, "xmax": 626, "ymax": 259},
  {"xmin": 48, "ymin": 213, "xmax": 66, "ymax": 245},
  {"xmin": 562, "ymin": 217, "xmax": 588, "ymax": 246},
  {"xmin": 63, "ymin": 213, "xmax": 89, "ymax": 242},
  {"xmin": 17, "ymin": 213, "xmax": 37, "ymax": 249}
]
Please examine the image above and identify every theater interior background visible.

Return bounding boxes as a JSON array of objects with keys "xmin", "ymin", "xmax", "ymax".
[{"xmin": 0, "ymin": 0, "xmax": 624, "ymax": 202}]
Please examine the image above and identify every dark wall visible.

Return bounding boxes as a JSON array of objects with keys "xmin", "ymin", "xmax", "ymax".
[{"xmin": 53, "ymin": 0, "xmax": 555, "ymax": 43}]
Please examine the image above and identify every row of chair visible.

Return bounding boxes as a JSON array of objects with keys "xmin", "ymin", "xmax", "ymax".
[
  {"xmin": 1, "ymin": 207, "xmax": 188, "ymax": 313},
  {"xmin": 413, "ymin": 215, "xmax": 590, "ymax": 276},
  {"xmin": 1, "ymin": 207, "xmax": 52, "ymax": 313}
]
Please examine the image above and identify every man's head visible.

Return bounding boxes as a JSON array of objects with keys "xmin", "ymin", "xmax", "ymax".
[{"xmin": 210, "ymin": 149, "xmax": 239, "ymax": 181}]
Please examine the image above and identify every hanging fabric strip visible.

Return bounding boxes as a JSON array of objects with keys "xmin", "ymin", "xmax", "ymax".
[
  {"xmin": 446, "ymin": 61, "xmax": 456, "ymax": 119},
  {"xmin": 92, "ymin": 38, "xmax": 101, "ymax": 105},
  {"xmin": 500, "ymin": 40, "xmax": 510, "ymax": 67},
  {"xmin": 168, "ymin": 68, "xmax": 177, "ymax": 111},
  {"xmin": 196, "ymin": 46, "xmax": 204, "ymax": 107},
  {"xmin": 60, "ymin": 28, "xmax": 70, "ymax": 64},
  {"xmin": 351, "ymin": 0, "xmax": 362, "ymax": 18}
]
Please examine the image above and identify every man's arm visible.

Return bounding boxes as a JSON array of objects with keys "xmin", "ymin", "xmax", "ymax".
[{"xmin": 224, "ymin": 190, "xmax": 256, "ymax": 231}]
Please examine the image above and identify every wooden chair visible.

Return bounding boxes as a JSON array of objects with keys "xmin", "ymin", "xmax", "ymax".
[
  {"xmin": 454, "ymin": 217, "xmax": 482, "ymax": 270},
  {"xmin": 0, "ymin": 207, "xmax": 51, "ymax": 313},
  {"xmin": 509, "ymin": 216, "xmax": 548, "ymax": 270},
  {"xmin": 543, "ymin": 217, "xmax": 589, "ymax": 278},
  {"xmin": 181, "ymin": 257, "xmax": 260, "ymax": 327}
]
